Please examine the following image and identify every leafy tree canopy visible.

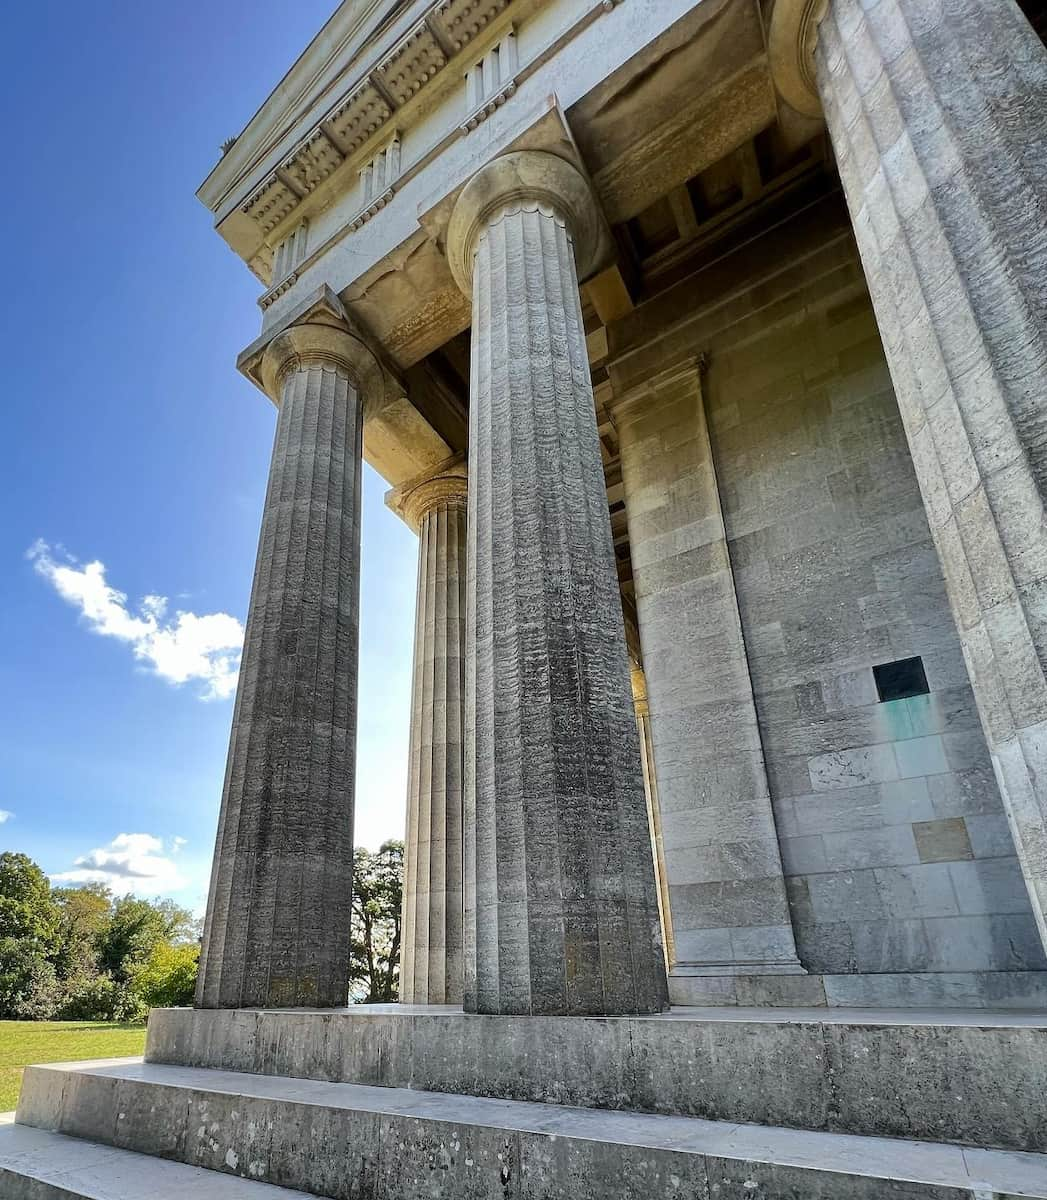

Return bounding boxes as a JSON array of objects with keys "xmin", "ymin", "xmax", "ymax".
[
  {"xmin": 132, "ymin": 941, "xmax": 199, "ymax": 1009},
  {"xmin": 52, "ymin": 883, "xmax": 112, "ymax": 980},
  {"xmin": 0, "ymin": 852, "xmax": 61, "ymax": 951},
  {"xmin": 349, "ymin": 840, "xmax": 403, "ymax": 1003},
  {"xmin": 97, "ymin": 895, "xmax": 195, "ymax": 983}
]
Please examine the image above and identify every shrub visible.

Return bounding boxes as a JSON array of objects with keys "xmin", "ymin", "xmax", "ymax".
[
  {"xmin": 57, "ymin": 972, "xmax": 147, "ymax": 1023},
  {"xmin": 0, "ymin": 938, "xmax": 60, "ymax": 1019},
  {"xmin": 131, "ymin": 941, "xmax": 199, "ymax": 1009}
]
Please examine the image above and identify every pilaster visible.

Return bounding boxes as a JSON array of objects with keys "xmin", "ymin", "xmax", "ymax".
[{"xmin": 611, "ymin": 358, "xmax": 804, "ymax": 984}]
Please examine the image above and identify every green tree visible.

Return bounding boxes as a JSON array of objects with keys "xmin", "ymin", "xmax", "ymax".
[
  {"xmin": 349, "ymin": 840, "xmax": 403, "ymax": 1003},
  {"xmin": 0, "ymin": 853, "xmax": 63, "ymax": 1019},
  {"xmin": 52, "ymin": 883, "xmax": 112, "ymax": 980},
  {"xmin": 0, "ymin": 938, "xmax": 60, "ymax": 1019},
  {"xmin": 0, "ymin": 853, "xmax": 61, "ymax": 950},
  {"xmin": 131, "ymin": 941, "xmax": 199, "ymax": 1009},
  {"xmin": 96, "ymin": 895, "xmax": 195, "ymax": 983}
]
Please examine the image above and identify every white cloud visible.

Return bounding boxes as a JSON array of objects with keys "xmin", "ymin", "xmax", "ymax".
[
  {"xmin": 28, "ymin": 540, "xmax": 243, "ymax": 700},
  {"xmin": 0, "ymin": 810, "xmax": 12, "ymax": 824},
  {"xmin": 51, "ymin": 833, "xmax": 188, "ymax": 894}
]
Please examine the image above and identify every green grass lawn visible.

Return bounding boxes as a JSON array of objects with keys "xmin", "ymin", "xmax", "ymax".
[{"xmin": 0, "ymin": 1020, "xmax": 147, "ymax": 1112}]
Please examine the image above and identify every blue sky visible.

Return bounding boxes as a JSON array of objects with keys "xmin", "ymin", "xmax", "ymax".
[{"xmin": 0, "ymin": 2, "xmax": 418, "ymax": 914}]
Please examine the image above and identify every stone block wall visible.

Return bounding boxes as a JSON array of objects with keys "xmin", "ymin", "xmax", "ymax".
[{"xmin": 703, "ymin": 240, "xmax": 1046, "ymax": 977}]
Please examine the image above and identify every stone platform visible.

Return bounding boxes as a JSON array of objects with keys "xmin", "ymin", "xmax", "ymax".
[
  {"xmin": 10, "ymin": 1059, "xmax": 1047, "ymax": 1199},
  {"xmin": 5, "ymin": 1006, "xmax": 1047, "ymax": 1198},
  {"xmin": 146, "ymin": 1003, "xmax": 1047, "ymax": 1150}
]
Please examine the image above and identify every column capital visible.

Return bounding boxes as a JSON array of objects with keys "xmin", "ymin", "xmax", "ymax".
[
  {"xmin": 768, "ymin": 0, "xmax": 830, "ymax": 119},
  {"xmin": 260, "ymin": 320, "xmax": 385, "ymax": 407},
  {"xmin": 606, "ymin": 355, "xmax": 706, "ymax": 427},
  {"xmin": 386, "ymin": 454, "xmax": 467, "ymax": 532},
  {"xmin": 446, "ymin": 151, "xmax": 606, "ymax": 297}
]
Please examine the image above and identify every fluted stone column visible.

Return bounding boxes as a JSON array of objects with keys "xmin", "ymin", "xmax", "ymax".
[
  {"xmin": 197, "ymin": 321, "xmax": 383, "ymax": 1009},
  {"xmin": 447, "ymin": 151, "xmax": 669, "ymax": 1015},
  {"xmin": 782, "ymin": 0, "xmax": 1047, "ymax": 945},
  {"xmin": 389, "ymin": 458, "xmax": 468, "ymax": 1004}
]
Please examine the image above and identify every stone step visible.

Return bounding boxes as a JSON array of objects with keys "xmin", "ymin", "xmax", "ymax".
[
  {"xmin": 0, "ymin": 1114, "xmax": 317, "ymax": 1200},
  {"xmin": 147, "ymin": 1004, "xmax": 1047, "ymax": 1151},
  {"xmin": 14, "ymin": 1058, "xmax": 1047, "ymax": 1200}
]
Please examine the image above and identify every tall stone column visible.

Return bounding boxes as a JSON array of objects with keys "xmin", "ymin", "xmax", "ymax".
[
  {"xmin": 197, "ymin": 321, "xmax": 383, "ymax": 1009},
  {"xmin": 613, "ymin": 361, "xmax": 803, "ymax": 982},
  {"xmin": 389, "ymin": 458, "xmax": 468, "ymax": 1004},
  {"xmin": 447, "ymin": 151, "xmax": 669, "ymax": 1015},
  {"xmin": 783, "ymin": 0, "xmax": 1047, "ymax": 944}
]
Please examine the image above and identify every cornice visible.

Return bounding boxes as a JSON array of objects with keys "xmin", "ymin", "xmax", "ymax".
[
  {"xmin": 199, "ymin": 0, "xmax": 398, "ymax": 212},
  {"xmin": 206, "ymin": 0, "xmax": 625, "ymax": 296},
  {"xmin": 231, "ymin": 0, "xmax": 513, "ymax": 242}
]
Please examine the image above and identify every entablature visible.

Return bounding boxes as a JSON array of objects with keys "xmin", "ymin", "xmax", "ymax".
[
  {"xmin": 209, "ymin": 0, "xmax": 838, "ymax": 502},
  {"xmin": 203, "ymin": 0, "xmax": 560, "ymax": 277}
]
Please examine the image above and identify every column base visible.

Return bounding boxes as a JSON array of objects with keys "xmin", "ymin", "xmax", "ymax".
[
  {"xmin": 667, "ymin": 969, "xmax": 1047, "ymax": 1010},
  {"xmin": 671, "ymin": 960, "xmax": 808, "ymax": 978}
]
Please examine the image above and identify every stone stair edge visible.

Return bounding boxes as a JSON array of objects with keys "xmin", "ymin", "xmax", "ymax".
[
  {"xmin": 15, "ymin": 1059, "xmax": 1047, "ymax": 1198},
  {"xmin": 150, "ymin": 1003, "xmax": 1047, "ymax": 1028},
  {"xmin": 0, "ymin": 1120, "xmax": 319, "ymax": 1199}
]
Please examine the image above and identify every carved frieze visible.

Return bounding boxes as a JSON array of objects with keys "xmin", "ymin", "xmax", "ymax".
[
  {"xmin": 258, "ymin": 273, "xmax": 297, "ymax": 310},
  {"xmin": 236, "ymin": 0, "xmax": 624, "ymax": 311},
  {"xmin": 348, "ymin": 190, "xmax": 394, "ymax": 233},
  {"xmin": 248, "ymin": 246, "xmax": 274, "ymax": 286},
  {"xmin": 462, "ymin": 29, "xmax": 518, "ymax": 131}
]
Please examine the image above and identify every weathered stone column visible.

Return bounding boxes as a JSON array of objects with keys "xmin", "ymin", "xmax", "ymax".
[
  {"xmin": 447, "ymin": 151, "xmax": 669, "ymax": 1015},
  {"xmin": 613, "ymin": 360, "xmax": 803, "ymax": 984},
  {"xmin": 388, "ymin": 458, "xmax": 468, "ymax": 1004},
  {"xmin": 781, "ymin": 0, "xmax": 1047, "ymax": 945},
  {"xmin": 197, "ymin": 320, "xmax": 383, "ymax": 1009}
]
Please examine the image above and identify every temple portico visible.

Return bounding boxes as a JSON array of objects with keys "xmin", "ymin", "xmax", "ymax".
[
  {"xmin": 191, "ymin": 0, "xmax": 1047, "ymax": 1015},
  {"xmin": 9, "ymin": 0, "xmax": 1047, "ymax": 1195}
]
